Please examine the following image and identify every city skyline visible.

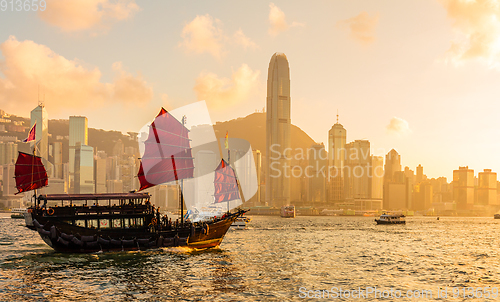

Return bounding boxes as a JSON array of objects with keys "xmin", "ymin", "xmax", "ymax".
[
  {"xmin": 2, "ymin": 1, "xmax": 500, "ymax": 180},
  {"xmin": 2, "ymin": 101, "xmax": 500, "ymax": 215}
]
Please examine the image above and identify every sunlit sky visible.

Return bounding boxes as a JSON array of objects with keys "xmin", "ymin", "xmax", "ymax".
[{"xmin": 2, "ymin": 0, "xmax": 500, "ymax": 180}]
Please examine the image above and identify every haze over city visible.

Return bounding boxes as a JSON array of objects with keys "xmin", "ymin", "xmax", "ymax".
[{"xmin": 2, "ymin": 0, "xmax": 500, "ymax": 180}]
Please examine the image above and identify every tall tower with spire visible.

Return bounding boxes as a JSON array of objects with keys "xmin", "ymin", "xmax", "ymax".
[
  {"xmin": 328, "ymin": 112, "xmax": 346, "ymax": 203},
  {"xmin": 266, "ymin": 53, "xmax": 291, "ymax": 207},
  {"xmin": 30, "ymin": 103, "xmax": 48, "ymax": 161}
]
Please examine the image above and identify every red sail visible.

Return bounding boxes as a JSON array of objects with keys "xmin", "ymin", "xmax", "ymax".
[
  {"xmin": 14, "ymin": 152, "xmax": 48, "ymax": 194},
  {"xmin": 138, "ymin": 108, "xmax": 194, "ymax": 191},
  {"xmin": 214, "ymin": 159, "xmax": 240, "ymax": 203}
]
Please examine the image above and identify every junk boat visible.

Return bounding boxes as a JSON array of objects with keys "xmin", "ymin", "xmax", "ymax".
[
  {"xmin": 18, "ymin": 107, "xmax": 247, "ymax": 253},
  {"xmin": 375, "ymin": 213, "xmax": 406, "ymax": 225}
]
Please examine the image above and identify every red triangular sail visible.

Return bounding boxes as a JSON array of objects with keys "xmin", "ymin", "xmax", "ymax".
[
  {"xmin": 137, "ymin": 108, "xmax": 194, "ymax": 191},
  {"xmin": 14, "ymin": 152, "xmax": 48, "ymax": 194},
  {"xmin": 214, "ymin": 159, "xmax": 240, "ymax": 203}
]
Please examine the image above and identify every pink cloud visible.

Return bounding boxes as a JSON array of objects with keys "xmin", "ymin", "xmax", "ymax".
[
  {"xmin": 0, "ymin": 36, "xmax": 153, "ymax": 116},
  {"xmin": 38, "ymin": 0, "xmax": 140, "ymax": 33}
]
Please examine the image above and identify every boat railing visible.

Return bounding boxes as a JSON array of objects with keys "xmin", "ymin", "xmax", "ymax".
[{"xmin": 32, "ymin": 203, "xmax": 153, "ymax": 217}]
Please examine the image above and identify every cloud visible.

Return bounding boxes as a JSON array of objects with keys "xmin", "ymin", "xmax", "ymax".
[
  {"xmin": 439, "ymin": 0, "xmax": 500, "ymax": 66},
  {"xmin": 193, "ymin": 64, "xmax": 260, "ymax": 109},
  {"xmin": 179, "ymin": 14, "xmax": 226, "ymax": 59},
  {"xmin": 180, "ymin": 15, "xmax": 257, "ymax": 59},
  {"xmin": 337, "ymin": 11, "xmax": 379, "ymax": 45},
  {"xmin": 110, "ymin": 62, "xmax": 153, "ymax": 103},
  {"xmin": 234, "ymin": 29, "xmax": 258, "ymax": 50},
  {"xmin": 38, "ymin": 0, "xmax": 140, "ymax": 33},
  {"xmin": 268, "ymin": 3, "xmax": 304, "ymax": 36},
  {"xmin": 0, "ymin": 36, "xmax": 153, "ymax": 115},
  {"xmin": 386, "ymin": 117, "xmax": 412, "ymax": 136}
]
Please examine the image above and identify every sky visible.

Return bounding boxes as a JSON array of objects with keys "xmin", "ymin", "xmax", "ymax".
[{"xmin": 1, "ymin": 0, "xmax": 500, "ymax": 180}]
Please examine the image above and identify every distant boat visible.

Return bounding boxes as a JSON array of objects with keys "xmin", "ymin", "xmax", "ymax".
[
  {"xmin": 231, "ymin": 216, "xmax": 251, "ymax": 229},
  {"xmin": 375, "ymin": 213, "xmax": 405, "ymax": 225},
  {"xmin": 281, "ymin": 205, "xmax": 295, "ymax": 218},
  {"xmin": 494, "ymin": 214, "xmax": 500, "ymax": 219},
  {"xmin": 10, "ymin": 208, "xmax": 27, "ymax": 219}
]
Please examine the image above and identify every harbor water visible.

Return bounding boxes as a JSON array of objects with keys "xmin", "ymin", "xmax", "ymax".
[{"xmin": 1, "ymin": 213, "xmax": 500, "ymax": 301}]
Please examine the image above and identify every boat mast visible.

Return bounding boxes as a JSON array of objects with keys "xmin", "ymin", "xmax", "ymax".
[
  {"xmin": 179, "ymin": 115, "xmax": 187, "ymax": 224},
  {"xmin": 227, "ymin": 148, "xmax": 230, "ymax": 213},
  {"xmin": 32, "ymin": 136, "xmax": 37, "ymax": 206}
]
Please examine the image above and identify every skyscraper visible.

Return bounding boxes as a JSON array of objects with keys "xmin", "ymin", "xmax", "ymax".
[
  {"xmin": 308, "ymin": 143, "xmax": 327, "ymax": 204},
  {"xmin": 344, "ymin": 140, "xmax": 371, "ymax": 199},
  {"xmin": 0, "ymin": 142, "xmax": 18, "ymax": 165},
  {"xmin": 266, "ymin": 52, "xmax": 291, "ymax": 207},
  {"xmin": 30, "ymin": 104, "xmax": 48, "ymax": 160},
  {"xmin": 383, "ymin": 149, "xmax": 408, "ymax": 210},
  {"xmin": 52, "ymin": 142, "xmax": 63, "ymax": 179},
  {"xmin": 328, "ymin": 118, "xmax": 346, "ymax": 203},
  {"xmin": 384, "ymin": 149, "xmax": 401, "ymax": 183},
  {"xmin": 370, "ymin": 156, "xmax": 384, "ymax": 200},
  {"xmin": 416, "ymin": 164, "xmax": 423, "ymax": 184},
  {"xmin": 478, "ymin": 169, "xmax": 498, "ymax": 206},
  {"xmin": 74, "ymin": 142, "xmax": 94, "ymax": 194},
  {"xmin": 69, "ymin": 116, "xmax": 88, "ymax": 193},
  {"xmin": 453, "ymin": 166, "xmax": 474, "ymax": 210}
]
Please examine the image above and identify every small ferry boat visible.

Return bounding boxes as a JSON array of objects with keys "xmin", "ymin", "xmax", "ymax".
[
  {"xmin": 10, "ymin": 208, "xmax": 27, "ymax": 219},
  {"xmin": 375, "ymin": 213, "xmax": 405, "ymax": 225},
  {"xmin": 231, "ymin": 216, "xmax": 251, "ymax": 229},
  {"xmin": 281, "ymin": 205, "xmax": 295, "ymax": 218}
]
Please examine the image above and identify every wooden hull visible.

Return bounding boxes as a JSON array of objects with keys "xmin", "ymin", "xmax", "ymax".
[{"xmin": 31, "ymin": 210, "xmax": 245, "ymax": 253}]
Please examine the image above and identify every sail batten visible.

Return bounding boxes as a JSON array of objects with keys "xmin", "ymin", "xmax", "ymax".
[
  {"xmin": 138, "ymin": 108, "xmax": 194, "ymax": 191},
  {"xmin": 14, "ymin": 152, "xmax": 48, "ymax": 194},
  {"xmin": 213, "ymin": 159, "xmax": 240, "ymax": 203}
]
